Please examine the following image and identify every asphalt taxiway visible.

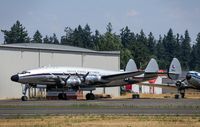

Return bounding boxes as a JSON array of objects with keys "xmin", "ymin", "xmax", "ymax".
[{"xmin": 0, "ymin": 98, "xmax": 200, "ymax": 117}]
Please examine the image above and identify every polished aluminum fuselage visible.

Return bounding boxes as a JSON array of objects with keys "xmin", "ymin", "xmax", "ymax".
[{"xmin": 187, "ymin": 71, "xmax": 200, "ymax": 89}]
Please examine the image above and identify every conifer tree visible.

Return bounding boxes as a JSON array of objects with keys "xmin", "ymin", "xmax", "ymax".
[
  {"xmin": 180, "ymin": 30, "xmax": 191, "ymax": 70},
  {"xmin": 32, "ymin": 30, "xmax": 42, "ymax": 43},
  {"xmin": 1, "ymin": 20, "xmax": 30, "ymax": 44},
  {"xmin": 194, "ymin": 33, "xmax": 200, "ymax": 70}
]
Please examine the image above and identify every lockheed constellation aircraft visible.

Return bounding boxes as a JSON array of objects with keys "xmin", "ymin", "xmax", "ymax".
[
  {"xmin": 174, "ymin": 70, "xmax": 200, "ymax": 98},
  {"xmin": 144, "ymin": 58, "xmax": 200, "ymax": 99},
  {"xmin": 11, "ymin": 58, "xmax": 180, "ymax": 101}
]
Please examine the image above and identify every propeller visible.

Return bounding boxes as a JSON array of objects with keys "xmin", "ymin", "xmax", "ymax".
[
  {"xmin": 75, "ymin": 72, "xmax": 89, "ymax": 83},
  {"xmin": 51, "ymin": 72, "xmax": 90, "ymax": 87},
  {"xmin": 65, "ymin": 74, "xmax": 71, "ymax": 81},
  {"xmin": 175, "ymin": 80, "xmax": 181, "ymax": 87},
  {"xmin": 83, "ymin": 72, "xmax": 89, "ymax": 82},
  {"xmin": 175, "ymin": 78, "xmax": 186, "ymax": 90},
  {"xmin": 63, "ymin": 74, "xmax": 71, "ymax": 86},
  {"xmin": 50, "ymin": 73, "xmax": 62, "ymax": 84},
  {"xmin": 53, "ymin": 76, "xmax": 63, "ymax": 87},
  {"xmin": 50, "ymin": 73, "xmax": 71, "ymax": 86}
]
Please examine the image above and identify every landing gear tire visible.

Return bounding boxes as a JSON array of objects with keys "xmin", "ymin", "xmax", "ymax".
[
  {"xmin": 180, "ymin": 93, "xmax": 185, "ymax": 98},
  {"xmin": 21, "ymin": 84, "xmax": 29, "ymax": 101},
  {"xmin": 86, "ymin": 93, "xmax": 95, "ymax": 100},
  {"xmin": 58, "ymin": 93, "xmax": 62, "ymax": 100},
  {"xmin": 175, "ymin": 89, "xmax": 185, "ymax": 99},
  {"xmin": 132, "ymin": 94, "xmax": 140, "ymax": 99},
  {"xmin": 58, "ymin": 93, "xmax": 67, "ymax": 100},
  {"xmin": 175, "ymin": 94, "xmax": 179, "ymax": 99},
  {"xmin": 21, "ymin": 96, "xmax": 28, "ymax": 101}
]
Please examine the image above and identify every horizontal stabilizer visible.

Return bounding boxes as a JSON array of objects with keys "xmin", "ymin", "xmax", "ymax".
[
  {"xmin": 125, "ymin": 59, "xmax": 138, "ymax": 72},
  {"xmin": 168, "ymin": 58, "xmax": 182, "ymax": 80},
  {"xmin": 145, "ymin": 58, "xmax": 159, "ymax": 73}
]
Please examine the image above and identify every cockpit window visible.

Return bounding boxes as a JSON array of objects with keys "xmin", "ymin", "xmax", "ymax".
[{"xmin": 20, "ymin": 71, "xmax": 30, "ymax": 74}]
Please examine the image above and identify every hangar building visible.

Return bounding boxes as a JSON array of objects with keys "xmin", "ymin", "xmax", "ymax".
[{"xmin": 0, "ymin": 43, "xmax": 120, "ymax": 99}]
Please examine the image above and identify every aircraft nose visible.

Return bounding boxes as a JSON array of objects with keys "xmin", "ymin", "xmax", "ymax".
[
  {"xmin": 186, "ymin": 74, "xmax": 191, "ymax": 80},
  {"xmin": 11, "ymin": 74, "xmax": 19, "ymax": 82}
]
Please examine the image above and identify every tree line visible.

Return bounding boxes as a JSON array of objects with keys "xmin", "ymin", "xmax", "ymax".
[{"xmin": 1, "ymin": 20, "xmax": 200, "ymax": 71}]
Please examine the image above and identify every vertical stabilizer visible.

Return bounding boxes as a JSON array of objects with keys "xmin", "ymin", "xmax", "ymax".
[
  {"xmin": 125, "ymin": 59, "xmax": 138, "ymax": 72},
  {"xmin": 168, "ymin": 58, "xmax": 182, "ymax": 80},
  {"xmin": 144, "ymin": 58, "xmax": 159, "ymax": 73}
]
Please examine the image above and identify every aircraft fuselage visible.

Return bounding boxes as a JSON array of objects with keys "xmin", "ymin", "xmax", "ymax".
[{"xmin": 186, "ymin": 71, "xmax": 200, "ymax": 89}]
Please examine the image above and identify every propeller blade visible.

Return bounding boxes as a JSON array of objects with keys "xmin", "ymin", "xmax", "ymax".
[
  {"xmin": 84, "ymin": 72, "xmax": 90, "ymax": 77},
  {"xmin": 181, "ymin": 78, "xmax": 186, "ymax": 82},
  {"xmin": 62, "ymin": 72, "xmax": 71, "ymax": 81},
  {"xmin": 75, "ymin": 72, "xmax": 89, "ymax": 82},
  {"xmin": 65, "ymin": 74, "xmax": 71, "ymax": 81},
  {"xmin": 83, "ymin": 72, "xmax": 89, "ymax": 82},
  {"xmin": 76, "ymin": 72, "xmax": 82, "ymax": 80},
  {"xmin": 57, "ymin": 76, "xmax": 63, "ymax": 83}
]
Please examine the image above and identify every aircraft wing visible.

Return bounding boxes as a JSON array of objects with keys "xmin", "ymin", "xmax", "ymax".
[
  {"xmin": 101, "ymin": 71, "xmax": 144, "ymax": 81},
  {"xmin": 138, "ymin": 83, "xmax": 197, "ymax": 91},
  {"xmin": 96, "ymin": 79, "xmax": 130, "ymax": 87},
  {"xmin": 139, "ymin": 83, "xmax": 177, "ymax": 89}
]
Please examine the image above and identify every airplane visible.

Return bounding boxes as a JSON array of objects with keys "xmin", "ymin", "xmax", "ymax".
[
  {"xmin": 146, "ymin": 58, "xmax": 200, "ymax": 99},
  {"xmin": 11, "ymin": 58, "xmax": 181, "ymax": 101},
  {"xmin": 173, "ymin": 70, "xmax": 200, "ymax": 98}
]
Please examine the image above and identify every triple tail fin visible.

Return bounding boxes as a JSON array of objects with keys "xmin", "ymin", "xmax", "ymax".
[
  {"xmin": 125, "ymin": 59, "xmax": 138, "ymax": 72},
  {"xmin": 168, "ymin": 58, "xmax": 182, "ymax": 80},
  {"xmin": 144, "ymin": 58, "xmax": 159, "ymax": 73}
]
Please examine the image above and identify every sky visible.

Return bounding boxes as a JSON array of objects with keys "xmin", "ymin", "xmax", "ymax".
[{"xmin": 0, "ymin": 0, "xmax": 200, "ymax": 43}]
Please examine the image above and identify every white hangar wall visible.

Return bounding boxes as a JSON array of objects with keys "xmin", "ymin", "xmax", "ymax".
[
  {"xmin": 0, "ymin": 50, "xmax": 39, "ymax": 99},
  {"xmin": 82, "ymin": 55, "xmax": 120, "ymax": 97},
  {"xmin": 0, "ymin": 43, "xmax": 120, "ymax": 99},
  {"xmin": 40, "ymin": 52, "xmax": 82, "ymax": 67}
]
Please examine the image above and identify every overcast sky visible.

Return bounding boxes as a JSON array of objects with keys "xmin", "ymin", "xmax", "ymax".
[{"xmin": 0, "ymin": 0, "xmax": 200, "ymax": 43}]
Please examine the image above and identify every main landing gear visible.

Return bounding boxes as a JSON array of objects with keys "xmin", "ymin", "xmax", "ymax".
[
  {"xmin": 175, "ymin": 80, "xmax": 186, "ymax": 99},
  {"xmin": 21, "ymin": 84, "xmax": 29, "ymax": 101},
  {"xmin": 58, "ymin": 93, "xmax": 67, "ymax": 100},
  {"xmin": 86, "ymin": 91, "xmax": 95, "ymax": 100},
  {"xmin": 175, "ymin": 89, "xmax": 185, "ymax": 99}
]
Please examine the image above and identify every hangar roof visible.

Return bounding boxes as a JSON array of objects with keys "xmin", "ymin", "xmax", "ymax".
[{"xmin": 0, "ymin": 43, "xmax": 120, "ymax": 55}]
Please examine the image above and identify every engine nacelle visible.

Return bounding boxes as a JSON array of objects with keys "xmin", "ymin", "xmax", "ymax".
[
  {"xmin": 175, "ymin": 80, "xmax": 186, "ymax": 90},
  {"xmin": 85, "ymin": 75, "xmax": 101, "ymax": 83},
  {"xmin": 175, "ymin": 80, "xmax": 182, "ymax": 87},
  {"xmin": 66, "ymin": 76, "xmax": 81, "ymax": 86}
]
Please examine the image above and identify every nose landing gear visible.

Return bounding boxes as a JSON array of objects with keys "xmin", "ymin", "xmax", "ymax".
[
  {"xmin": 175, "ymin": 89, "xmax": 185, "ymax": 99},
  {"xmin": 175, "ymin": 80, "xmax": 186, "ymax": 99},
  {"xmin": 21, "ymin": 84, "xmax": 29, "ymax": 101}
]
